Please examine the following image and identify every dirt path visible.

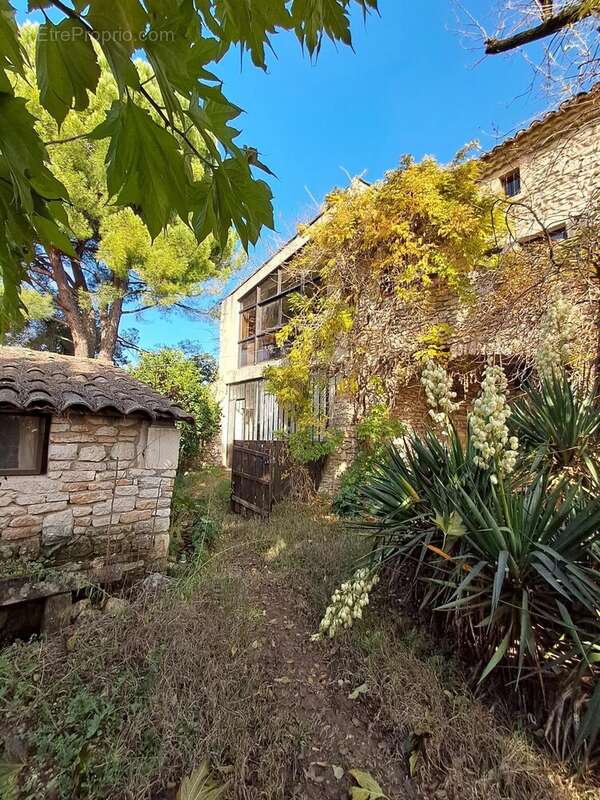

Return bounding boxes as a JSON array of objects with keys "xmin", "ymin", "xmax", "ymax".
[{"xmin": 220, "ymin": 536, "xmax": 414, "ymax": 800}]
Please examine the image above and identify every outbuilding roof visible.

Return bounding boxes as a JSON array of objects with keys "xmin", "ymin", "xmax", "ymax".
[{"xmin": 0, "ymin": 347, "xmax": 193, "ymax": 422}]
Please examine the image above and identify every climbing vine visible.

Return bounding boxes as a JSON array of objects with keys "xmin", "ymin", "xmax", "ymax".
[
  {"xmin": 266, "ymin": 151, "xmax": 599, "ymax": 471},
  {"xmin": 266, "ymin": 152, "xmax": 503, "ymax": 432}
]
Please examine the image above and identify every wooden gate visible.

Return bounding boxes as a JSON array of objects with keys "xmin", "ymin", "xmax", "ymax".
[{"xmin": 230, "ymin": 441, "xmax": 291, "ymax": 518}]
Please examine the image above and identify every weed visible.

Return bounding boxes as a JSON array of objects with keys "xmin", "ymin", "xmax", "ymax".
[{"xmin": 0, "ymin": 475, "xmax": 596, "ymax": 800}]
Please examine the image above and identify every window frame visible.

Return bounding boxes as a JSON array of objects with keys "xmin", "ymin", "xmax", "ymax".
[
  {"xmin": 501, "ymin": 167, "xmax": 521, "ymax": 198},
  {"xmin": 0, "ymin": 412, "xmax": 50, "ymax": 476},
  {"xmin": 238, "ymin": 264, "xmax": 303, "ymax": 367}
]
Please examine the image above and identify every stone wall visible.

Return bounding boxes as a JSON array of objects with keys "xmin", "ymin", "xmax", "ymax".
[
  {"xmin": 0, "ymin": 413, "xmax": 180, "ymax": 578},
  {"xmin": 480, "ymin": 96, "xmax": 600, "ymax": 239},
  {"xmin": 319, "ymin": 393, "xmax": 357, "ymax": 496}
]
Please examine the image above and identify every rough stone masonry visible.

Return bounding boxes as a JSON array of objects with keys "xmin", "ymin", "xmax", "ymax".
[{"xmin": 0, "ymin": 413, "xmax": 179, "ymax": 578}]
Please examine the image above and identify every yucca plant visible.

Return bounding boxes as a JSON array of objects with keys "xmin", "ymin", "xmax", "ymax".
[
  {"xmin": 358, "ymin": 430, "xmax": 600, "ymax": 761},
  {"xmin": 510, "ymin": 370, "xmax": 600, "ymax": 477},
  {"xmin": 355, "ymin": 425, "xmax": 491, "ymax": 611},
  {"xmin": 545, "ymin": 633, "xmax": 600, "ymax": 763},
  {"xmin": 441, "ymin": 475, "xmax": 600, "ymax": 682}
]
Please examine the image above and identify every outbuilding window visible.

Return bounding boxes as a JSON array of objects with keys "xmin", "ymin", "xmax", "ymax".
[{"xmin": 0, "ymin": 414, "xmax": 50, "ymax": 476}]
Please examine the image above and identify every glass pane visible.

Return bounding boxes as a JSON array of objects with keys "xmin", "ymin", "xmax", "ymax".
[
  {"xmin": 239, "ymin": 307, "xmax": 256, "ymax": 340},
  {"xmin": 550, "ymin": 226, "xmax": 567, "ymax": 241},
  {"xmin": 0, "ymin": 415, "xmax": 46, "ymax": 474},
  {"xmin": 280, "ymin": 265, "xmax": 301, "ymax": 293},
  {"xmin": 240, "ymin": 289, "xmax": 256, "ymax": 310},
  {"xmin": 257, "ymin": 333, "xmax": 282, "ymax": 363},
  {"xmin": 259, "ymin": 271, "xmax": 279, "ymax": 301},
  {"xmin": 502, "ymin": 169, "xmax": 520, "ymax": 197},
  {"xmin": 282, "ymin": 293, "xmax": 299, "ymax": 323},
  {"xmin": 239, "ymin": 339, "xmax": 255, "ymax": 367},
  {"xmin": 259, "ymin": 299, "xmax": 280, "ymax": 332}
]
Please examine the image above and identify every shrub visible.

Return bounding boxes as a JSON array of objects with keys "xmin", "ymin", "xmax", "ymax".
[
  {"xmin": 131, "ymin": 348, "xmax": 220, "ymax": 462},
  {"xmin": 330, "ymin": 366, "xmax": 600, "ymax": 763},
  {"xmin": 332, "ymin": 403, "xmax": 405, "ymax": 518},
  {"xmin": 510, "ymin": 371, "xmax": 600, "ymax": 477}
]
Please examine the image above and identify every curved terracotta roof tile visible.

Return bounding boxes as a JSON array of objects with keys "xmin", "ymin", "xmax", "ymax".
[{"xmin": 0, "ymin": 347, "xmax": 194, "ymax": 423}]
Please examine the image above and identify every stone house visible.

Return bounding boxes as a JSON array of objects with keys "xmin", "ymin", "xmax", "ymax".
[
  {"xmin": 216, "ymin": 86, "xmax": 600, "ymax": 488},
  {"xmin": 0, "ymin": 347, "xmax": 189, "ymax": 580}
]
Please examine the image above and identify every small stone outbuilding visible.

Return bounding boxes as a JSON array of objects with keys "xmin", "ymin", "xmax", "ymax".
[{"xmin": 0, "ymin": 347, "xmax": 191, "ymax": 581}]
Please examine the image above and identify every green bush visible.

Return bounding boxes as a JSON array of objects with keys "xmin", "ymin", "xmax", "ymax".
[
  {"xmin": 169, "ymin": 472, "xmax": 226, "ymax": 562},
  {"xmin": 130, "ymin": 348, "xmax": 220, "ymax": 462},
  {"xmin": 332, "ymin": 403, "xmax": 405, "ymax": 517},
  {"xmin": 510, "ymin": 370, "xmax": 600, "ymax": 477},
  {"xmin": 356, "ymin": 371, "xmax": 600, "ymax": 763}
]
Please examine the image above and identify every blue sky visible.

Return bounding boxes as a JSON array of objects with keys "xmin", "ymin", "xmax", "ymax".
[{"xmin": 14, "ymin": 1, "xmax": 551, "ymax": 358}]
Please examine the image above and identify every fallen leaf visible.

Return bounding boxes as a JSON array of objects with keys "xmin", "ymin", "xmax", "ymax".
[
  {"xmin": 348, "ymin": 682, "xmax": 368, "ymax": 700},
  {"xmin": 349, "ymin": 769, "xmax": 388, "ymax": 800}
]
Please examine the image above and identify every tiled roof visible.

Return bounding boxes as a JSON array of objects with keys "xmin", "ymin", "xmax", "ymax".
[
  {"xmin": 482, "ymin": 82, "xmax": 600, "ymax": 162},
  {"xmin": 0, "ymin": 347, "xmax": 193, "ymax": 422}
]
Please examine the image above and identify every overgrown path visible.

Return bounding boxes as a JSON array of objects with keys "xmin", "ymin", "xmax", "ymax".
[
  {"xmin": 1, "ymin": 470, "xmax": 595, "ymax": 800},
  {"xmin": 215, "ymin": 515, "xmax": 413, "ymax": 799}
]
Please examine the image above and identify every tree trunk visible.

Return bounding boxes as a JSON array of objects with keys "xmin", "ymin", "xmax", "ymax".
[
  {"xmin": 98, "ymin": 282, "xmax": 125, "ymax": 363},
  {"xmin": 48, "ymin": 248, "xmax": 95, "ymax": 358}
]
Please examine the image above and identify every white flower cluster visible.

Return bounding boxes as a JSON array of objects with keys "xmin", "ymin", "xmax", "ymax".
[
  {"xmin": 470, "ymin": 363, "xmax": 518, "ymax": 483},
  {"xmin": 421, "ymin": 360, "xmax": 460, "ymax": 428},
  {"xmin": 311, "ymin": 568, "xmax": 379, "ymax": 641},
  {"xmin": 536, "ymin": 290, "xmax": 580, "ymax": 377}
]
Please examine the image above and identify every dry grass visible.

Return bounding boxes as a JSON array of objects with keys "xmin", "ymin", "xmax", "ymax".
[
  {"xmin": 1, "ymin": 472, "xmax": 598, "ymax": 800},
  {"xmin": 337, "ymin": 620, "xmax": 597, "ymax": 800}
]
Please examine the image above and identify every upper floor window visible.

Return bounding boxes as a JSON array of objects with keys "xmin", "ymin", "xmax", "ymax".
[
  {"xmin": 501, "ymin": 168, "xmax": 521, "ymax": 198},
  {"xmin": 549, "ymin": 225, "xmax": 568, "ymax": 242},
  {"xmin": 0, "ymin": 414, "xmax": 49, "ymax": 475},
  {"xmin": 238, "ymin": 264, "xmax": 303, "ymax": 367}
]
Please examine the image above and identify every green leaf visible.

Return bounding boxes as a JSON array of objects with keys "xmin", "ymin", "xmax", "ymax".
[
  {"xmin": 33, "ymin": 213, "xmax": 75, "ymax": 257},
  {"xmin": 85, "ymin": 0, "xmax": 147, "ymax": 91},
  {"xmin": 434, "ymin": 510, "xmax": 466, "ymax": 538},
  {"xmin": 90, "ymin": 99, "xmax": 190, "ymax": 238},
  {"xmin": 0, "ymin": 0, "xmax": 26, "ymax": 85},
  {"xmin": 193, "ymin": 155, "xmax": 274, "ymax": 250},
  {"xmin": 0, "ymin": 94, "xmax": 50, "ymax": 209},
  {"xmin": 216, "ymin": 0, "xmax": 292, "ymax": 69},
  {"xmin": 36, "ymin": 18, "xmax": 101, "ymax": 125},
  {"xmin": 292, "ymin": 0, "xmax": 353, "ymax": 56},
  {"xmin": 490, "ymin": 549, "xmax": 509, "ymax": 622},
  {"xmin": 479, "ymin": 628, "xmax": 512, "ymax": 683},
  {"xmin": 348, "ymin": 769, "xmax": 387, "ymax": 799},
  {"xmin": 187, "ymin": 97, "xmax": 243, "ymax": 161}
]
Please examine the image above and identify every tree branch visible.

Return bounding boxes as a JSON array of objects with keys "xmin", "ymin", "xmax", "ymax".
[
  {"xmin": 485, "ymin": 2, "xmax": 596, "ymax": 54},
  {"xmin": 121, "ymin": 303, "xmax": 158, "ymax": 315}
]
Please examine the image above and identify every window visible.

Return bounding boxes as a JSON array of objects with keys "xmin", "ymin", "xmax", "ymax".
[
  {"xmin": 239, "ymin": 307, "xmax": 256, "ymax": 340},
  {"xmin": 259, "ymin": 299, "xmax": 280, "ymax": 332},
  {"xmin": 240, "ymin": 289, "xmax": 256, "ymax": 310},
  {"xmin": 549, "ymin": 225, "xmax": 568, "ymax": 242},
  {"xmin": 239, "ymin": 339, "xmax": 255, "ymax": 368},
  {"xmin": 238, "ymin": 263, "xmax": 306, "ymax": 366},
  {"xmin": 257, "ymin": 333, "xmax": 281, "ymax": 363},
  {"xmin": 501, "ymin": 168, "xmax": 521, "ymax": 198},
  {"xmin": 0, "ymin": 414, "xmax": 49, "ymax": 475},
  {"xmin": 260, "ymin": 273, "xmax": 278, "ymax": 301}
]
